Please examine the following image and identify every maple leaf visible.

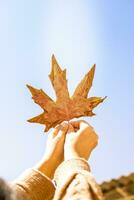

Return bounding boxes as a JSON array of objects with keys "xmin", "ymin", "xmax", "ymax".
[{"xmin": 27, "ymin": 55, "xmax": 106, "ymax": 132}]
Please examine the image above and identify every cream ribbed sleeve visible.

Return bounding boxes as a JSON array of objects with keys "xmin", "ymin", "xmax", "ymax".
[
  {"xmin": 11, "ymin": 159, "xmax": 103, "ymax": 200},
  {"xmin": 54, "ymin": 158, "xmax": 103, "ymax": 200},
  {"xmin": 12, "ymin": 169, "xmax": 55, "ymax": 200}
]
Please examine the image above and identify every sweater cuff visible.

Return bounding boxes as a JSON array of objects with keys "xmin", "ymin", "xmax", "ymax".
[
  {"xmin": 54, "ymin": 159, "xmax": 103, "ymax": 200},
  {"xmin": 12, "ymin": 169, "xmax": 55, "ymax": 200},
  {"xmin": 54, "ymin": 158, "xmax": 90, "ymax": 187}
]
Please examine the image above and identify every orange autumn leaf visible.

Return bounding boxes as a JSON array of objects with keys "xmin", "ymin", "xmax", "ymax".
[{"xmin": 27, "ymin": 55, "xmax": 106, "ymax": 132}]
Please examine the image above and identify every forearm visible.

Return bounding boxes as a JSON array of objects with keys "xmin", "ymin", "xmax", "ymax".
[{"xmin": 35, "ymin": 159, "xmax": 56, "ymax": 179}]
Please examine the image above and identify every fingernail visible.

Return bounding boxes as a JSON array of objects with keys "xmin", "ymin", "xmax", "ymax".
[{"xmin": 61, "ymin": 121, "xmax": 69, "ymax": 125}]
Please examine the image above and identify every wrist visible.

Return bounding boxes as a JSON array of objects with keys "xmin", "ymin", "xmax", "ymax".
[
  {"xmin": 65, "ymin": 149, "xmax": 90, "ymax": 161},
  {"xmin": 65, "ymin": 150, "xmax": 80, "ymax": 161},
  {"xmin": 35, "ymin": 159, "xmax": 55, "ymax": 179}
]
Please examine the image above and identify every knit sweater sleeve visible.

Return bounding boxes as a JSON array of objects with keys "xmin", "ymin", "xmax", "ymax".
[
  {"xmin": 53, "ymin": 158, "xmax": 104, "ymax": 200},
  {"xmin": 11, "ymin": 169, "xmax": 55, "ymax": 200}
]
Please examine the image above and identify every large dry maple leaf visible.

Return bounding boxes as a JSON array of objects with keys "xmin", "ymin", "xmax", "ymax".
[{"xmin": 27, "ymin": 55, "xmax": 106, "ymax": 132}]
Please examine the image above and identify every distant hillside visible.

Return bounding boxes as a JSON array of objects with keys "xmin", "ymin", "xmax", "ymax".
[{"xmin": 100, "ymin": 173, "xmax": 134, "ymax": 200}]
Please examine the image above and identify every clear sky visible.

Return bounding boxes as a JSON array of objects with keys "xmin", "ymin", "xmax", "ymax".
[{"xmin": 0, "ymin": 0, "xmax": 134, "ymax": 183}]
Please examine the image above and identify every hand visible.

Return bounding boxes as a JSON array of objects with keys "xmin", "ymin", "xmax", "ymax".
[
  {"xmin": 64, "ymin": 120, "xmax": 98, "ymax": 161},
  {"xmin": 36, "ymin": 121, "xmax": 69, "ymax": 179}
]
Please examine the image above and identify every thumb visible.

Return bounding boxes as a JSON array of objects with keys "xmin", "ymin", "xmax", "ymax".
[{"xmin": 57, "ymin": 122, "xmax": 69, "ymax": 138}]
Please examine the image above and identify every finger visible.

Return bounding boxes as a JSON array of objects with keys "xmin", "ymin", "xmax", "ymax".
[
  {"xmin": 52, "ymin": 121, "xmax": 69, "ymax": 138},
  {"xmin": 67, "ymin": 124, "xmax": 74, "ymax": 134},
  {"xmin": 79, "ymin": 120, "xmax": 91, "ymax": 130},
  {"xmin": 52, "ymin": 126, "xmax": 61, "ymax": 138},
  {"xmin": 56, "ymin": 121, "xmax": 69, "ymax": 138},
  {"xmin": 69, "ymin": 120, "xmax": 80, "ymax": 129},
  {"xmin": 70, "ymin": 120, "xmax": 90, "ymax": 130},
  {"xmin": 55, "ymin": 121, "xmax": 68, "ymax": 130}
]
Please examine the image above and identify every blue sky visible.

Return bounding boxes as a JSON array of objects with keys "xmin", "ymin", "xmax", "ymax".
[{"xmin": 0, "ymin": 0, "xmax": 134, "ymax": 183}]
